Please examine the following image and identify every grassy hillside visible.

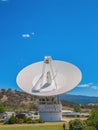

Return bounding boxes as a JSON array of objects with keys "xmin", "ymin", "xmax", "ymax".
[
  {"xmin": 0, "ymin": 89, "xmax": 78, "ymax": 112},
  {"xmin": 0, "ymin": 89, "xmax": 37, "ymax": 112}
]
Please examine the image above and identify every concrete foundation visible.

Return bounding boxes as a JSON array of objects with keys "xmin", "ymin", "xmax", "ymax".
[{"xmin": 38, "ymin": 96, "xmax": 62, "ymax": 121}]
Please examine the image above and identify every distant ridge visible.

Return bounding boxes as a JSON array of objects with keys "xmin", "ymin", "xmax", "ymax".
[{"xmin": 60, "ymin": 94, "xmax": 98, "ymax": 104}]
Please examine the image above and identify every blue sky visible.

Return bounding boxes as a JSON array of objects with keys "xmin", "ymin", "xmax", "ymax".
[{"xmin": 0, "ymin": 0, "xmax": 98, "ymax": 97}]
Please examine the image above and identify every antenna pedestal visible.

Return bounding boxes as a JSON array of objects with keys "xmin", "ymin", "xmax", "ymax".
[{"xmin": 38, "ymin": 96, "xmax": 62, "ymax": 121}]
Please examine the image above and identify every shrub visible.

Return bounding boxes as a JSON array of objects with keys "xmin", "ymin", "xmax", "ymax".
[
  {"xmin": 32, "ymin": 120, "xmax": 37, "ymax": 123},
  {"xmin": 25, "ymin": 117, "xmax": 33, "ymax": 124},
  {"xmin": 0, "ymin": 103, "xmax": 6, "ymax": 113},
  {"xmin": 37, "ymin": 118, "xmax": 44, "ymax": 123},
  {"xmin": 4, "ymin": 115, "xmax": 44, "ymax": 124},
  {"xmin": 18, "ymin": 118, "xmax": 24, "ymax": 124},
  {"xmin": 69, "ymin": 119, "xmax": 86, "ymax": 130},
  {"xmin": 7, "ymin": 115, "xmax": 16, "ymax": 124},
  {"xmin": 73, "ymin": 105, "xmax": 81, "ymax": 112}
]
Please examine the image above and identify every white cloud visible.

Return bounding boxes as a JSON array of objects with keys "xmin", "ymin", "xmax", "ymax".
[
  {"xmin": 78, "ymin": 83, "xmax": 93, "ymax": 88},
  {"xmin": 31, "ymin": 32, "xmax": 35, "ymax": 35},
  {"xmin": 22, "ymin": 32, "xmax": 35, "ymax": 38},
  {"xmin": 91, "ymin": 86, "xmax": 98, "ymax": 90},
  {"xmin": 22, "ymin": 34, "xmax": 30, "ymax": 38}
]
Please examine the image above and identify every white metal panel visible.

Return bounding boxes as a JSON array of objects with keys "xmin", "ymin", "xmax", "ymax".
[{"xmin": 16, "ymin": 59, "xmax": 82, "ymax": 96}]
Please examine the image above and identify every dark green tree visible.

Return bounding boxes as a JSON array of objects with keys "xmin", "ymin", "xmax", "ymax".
[
  {"xmin": 73, "ymin": 105, "xmax": 81, "ymax": 112},
  {"xmin": 0, "ymin": 103, "xmax": 6, "ymax": 113},
  {"xmin": 8, "ymin": 115, "xmax": 16, "ymax": 124},
  {"xmin": 86, "ymin": 109, "xmax": 98, "ymax": 130},
  {"xmin": 69, "ymin": 119, "xmax": 86, "ymax": 130}
]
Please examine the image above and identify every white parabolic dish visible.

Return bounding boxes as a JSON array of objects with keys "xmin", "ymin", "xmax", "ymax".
[{"xmin": 16, "ymin": 59, "xmax": 82, "ymax": 96}]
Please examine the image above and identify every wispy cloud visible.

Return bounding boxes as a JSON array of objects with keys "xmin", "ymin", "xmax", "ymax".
[
  {"xmin": 78, "ymin": 83, "xmax": 98, "ymax": 91},
  {"xmin": 22, "ymin": 34, "xmax": 30, "ymax": 38},
  {"xmin": 22, "ymin": 32, "xmax": 35, "ymax": 38},
  {"xmin": 91, "ymin": 86, "xmax": 98, "ymax": 90},
  {"xmin": 31, "ymin": 32, "xmax": 35, "ymax": 35},
  {"xmin": 78, "ymin": 83, "xmax": 93, "ymax": 88}
]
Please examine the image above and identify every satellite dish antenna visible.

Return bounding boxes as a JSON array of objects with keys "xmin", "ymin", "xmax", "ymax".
[{"xmin": 16, "ymin": 56, "xmax": 82, "ymax": 121}]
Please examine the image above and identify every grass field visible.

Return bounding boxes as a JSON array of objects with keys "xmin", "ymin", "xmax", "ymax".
[
  {"xmin": 0, "ymin": 117, "xmax": 87, "ymax": 130},
  {"xmin": 0, "ymin": 124, "xmax": 64, "ymax": 130}
]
